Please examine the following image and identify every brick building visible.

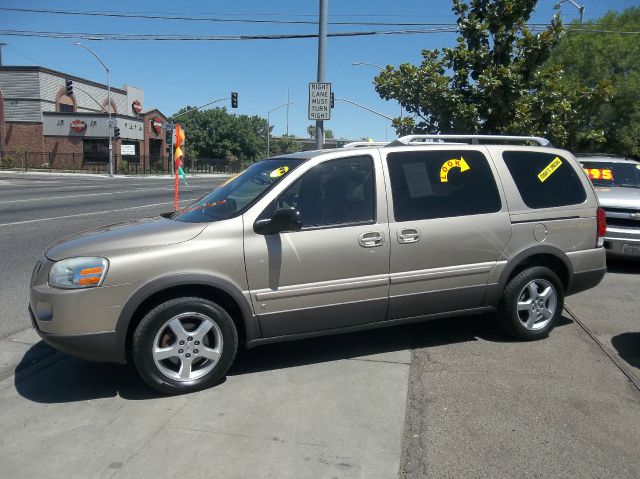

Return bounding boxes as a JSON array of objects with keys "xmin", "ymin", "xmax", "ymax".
[{"xmin": 0, "ymin": 66, "xmax": 169, "ymax": 171}]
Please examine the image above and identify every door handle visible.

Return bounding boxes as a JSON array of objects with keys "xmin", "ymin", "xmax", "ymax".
[
  {"xmin": 397, "ymin": 228, "xmax": 421, "ymax": 244},
  {"xmin": 358, "ymin": 231, "xmax": 384, "ymax": 248}
]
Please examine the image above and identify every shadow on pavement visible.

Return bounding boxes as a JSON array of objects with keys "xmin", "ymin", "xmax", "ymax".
[
  {"xmin": 606, "ymin": 258, "xmax": 640, "ymax": 274},
  {"xmin": 230, "ymin": 313, "xmax": 573, "ymax": 375},
  {"xmin": 14, "ymin": 313, "xmax": 573, "ymax": 404},
  {"xmin": 611, "ymin": 332, "xmax": 640, "ymax": 370}
]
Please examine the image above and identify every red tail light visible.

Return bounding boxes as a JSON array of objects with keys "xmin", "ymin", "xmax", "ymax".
[{"xmin": 596, "ymin": 207, "xmax": 606, "ymax": 247}]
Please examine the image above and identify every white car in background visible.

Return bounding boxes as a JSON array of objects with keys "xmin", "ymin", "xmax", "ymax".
[{"xmin": 578, "ymin": 155, "xmax": 640, "ymax": 259}]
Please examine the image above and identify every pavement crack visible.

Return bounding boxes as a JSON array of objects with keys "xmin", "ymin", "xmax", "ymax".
[{"xmin": 564, "ymin": 305, "xmax": 640, "ymax": 393}]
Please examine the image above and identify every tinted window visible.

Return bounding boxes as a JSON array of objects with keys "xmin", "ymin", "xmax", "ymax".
[
  {"xmin": 503, "ymin": 151, "xmax": 586, "ymax": 208},
  {"xmin": 580, "ymin": 161, "xmax": 640, "ymax": 189},
  {"xmin": 173, "ymin": 158, "xmax": 303, "ymax": 223},
  {"xmin": 387, "ymin": 150, "xmax": 502, "ymax": 222},
  {"xmin": 266, "ymin": 156, "xmax": 375, "ymax": 228}
]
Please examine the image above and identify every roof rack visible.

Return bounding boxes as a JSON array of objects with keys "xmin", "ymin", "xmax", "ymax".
[
  {"xmin": 387, "ymin": 134, "xmax": 552, "ymax": 147},
  {"xmin": 342, "ymin": 141, "xmax": 389, "ymax": 148}
]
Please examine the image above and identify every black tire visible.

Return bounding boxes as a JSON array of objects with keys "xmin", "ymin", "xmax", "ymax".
[
  {"xmin": 497, "ymin": 266, "xmax": 564, "ymax": 340},
  {"xmin": 132, "ymin": 297, "xmax": 238, "ymax": 395}
]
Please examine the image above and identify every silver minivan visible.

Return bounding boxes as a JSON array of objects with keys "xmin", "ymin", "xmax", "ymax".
[{"xmin": 29, "ymin": 135, "xmax": 607, "ymax": 394}]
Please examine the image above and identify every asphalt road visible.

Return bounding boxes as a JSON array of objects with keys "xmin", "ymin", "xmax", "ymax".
[{"xmin": 0, "ymin": 172, "xmax": 225, "ymax": 338}]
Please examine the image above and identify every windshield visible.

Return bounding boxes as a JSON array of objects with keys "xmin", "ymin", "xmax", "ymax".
[
  {"xmin": 172, "ymin": 158, "xmax": 304, "ymax": 223},
  {"xmin": 580, "ymin": 161, "xmax": 640, "ymax": 189}
]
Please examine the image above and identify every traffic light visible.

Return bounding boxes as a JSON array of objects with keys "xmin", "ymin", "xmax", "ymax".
[
  {"xmin": 331, "ymin": 92, "xmax": 334, "ymax": 109},
  {"xmin": 65, "ymin": 79, "xmax": 73, "ymax": 96},
  {"xmin": 113, "ymin": 125, "xmax": 120, "ymax": 140},
  {"xmin": 166, "ymin": 127, "xmax": 173, "ymax": 145},
  {"xmin": 231, "ymin": 92, "xmax": 238, "ymax": 109}
]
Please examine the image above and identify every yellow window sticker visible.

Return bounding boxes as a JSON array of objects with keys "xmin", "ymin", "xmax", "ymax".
[
  {"xmin": 537, "ymin": 157, "xmax": 562, "ymax": 183},
  {"xmin": 440, "ymin": 157, "xmax": 470, "ymax": 182},
  {"xmin": 269, "ymin": 166, "xmax": 289, "ymax": 178}
]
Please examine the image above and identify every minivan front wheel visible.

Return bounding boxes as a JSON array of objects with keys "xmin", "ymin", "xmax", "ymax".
[
  {"xmin": 497, "ymin": 266, "xmax": 564, "ymax": 340},
  {"xmin": 132, "ymin": 297, "xmax": 238, "ymax": 394}
]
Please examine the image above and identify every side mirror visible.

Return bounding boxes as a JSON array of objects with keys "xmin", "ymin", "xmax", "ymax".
[{"xmin": 254, "ymin": 208, "xmax": 303, "ymax": 235}]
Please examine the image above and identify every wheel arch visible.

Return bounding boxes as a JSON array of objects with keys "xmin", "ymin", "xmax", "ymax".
[
  {"xmin": 115, "ymin": 274, "xmax": 259, "ymax": 363},
  {"xmin": 487, "ymin": 245, "xmax": 573, "ymax": 307}
]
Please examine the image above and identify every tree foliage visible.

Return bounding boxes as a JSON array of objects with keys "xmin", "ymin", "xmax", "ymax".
[
  {"xmin": 169, "ymin": 107, "xmax": 268, "ymax": 162},
  {"xmin": 547, "ymin": 8, "xmax": 640, "ymax": 157},
  {"xmin": 374, "ymin": 0, "xmax": 608, "ymax": 147},
  {"xmin": 306, "ymin": 124, "xmax": 334, "ymax": 139},
  {"xmin": 269, "ymin": 135, "xmax": 302, "ymax": 156}
]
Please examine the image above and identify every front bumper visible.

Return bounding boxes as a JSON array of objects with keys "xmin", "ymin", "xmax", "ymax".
[{"xmin": 30, "ymin": 306, "xmax": 125, "ymax": 363}]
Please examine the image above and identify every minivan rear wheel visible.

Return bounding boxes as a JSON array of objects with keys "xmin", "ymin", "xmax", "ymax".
[
  {"xmin": 497, "ymin": 266, "xmax": 564, "ymax": 340},
  {"xmin": 132, "ymin": 297, "xmax": 238, "ymax": 394}
]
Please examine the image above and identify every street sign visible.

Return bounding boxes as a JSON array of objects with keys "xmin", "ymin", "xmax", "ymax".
[
  {"xmin": 120, "ymin": 144, "xmax": 136, "ymax": 156},
  {"xmin": 308, "ymin": 82, "xmax": 332, "ymax": 120}
]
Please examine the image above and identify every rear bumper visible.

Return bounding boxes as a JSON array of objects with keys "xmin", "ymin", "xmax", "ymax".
[
  {"xmin": 603, "ymin": 228, "xmax": 640, "ymax": 258},
  {"xmin": 566, "ymin": 267, "xmax": 606, "ymax": 296},
  {"xmin": 29, "ymin": 306, "xmax": 126, "ymax": 364}
]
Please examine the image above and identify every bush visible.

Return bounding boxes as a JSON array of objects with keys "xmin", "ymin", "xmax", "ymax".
[{"xmin": 0, "ymin": 157, "xmax": 14, "ymax": 168}]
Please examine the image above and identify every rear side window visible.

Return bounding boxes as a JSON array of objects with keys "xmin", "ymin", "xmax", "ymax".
[
  {"xmin": 503, "ymin": 151, "xmax": 586, "ymax": 209},
  {"xmin": 387, "ymin": 150, "xmax": 502, "ymax": 222}
]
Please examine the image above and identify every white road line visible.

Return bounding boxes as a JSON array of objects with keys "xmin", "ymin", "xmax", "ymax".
[
  {"xmin": 0, "ymin": 198, "xmax": 198, "ymax": 227},
  {"xmin": 1, "ymin": 187, "xmax": 208, "ymax": 204}
]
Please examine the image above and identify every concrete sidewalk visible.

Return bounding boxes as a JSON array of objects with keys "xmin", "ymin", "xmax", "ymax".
[
  {"xmin": 0, "ymin": 326, "xmax": 412, "ymax": 478},
  {"xmin": 0, "ymin": 170, "xmax": 232, "ymax": 179}
]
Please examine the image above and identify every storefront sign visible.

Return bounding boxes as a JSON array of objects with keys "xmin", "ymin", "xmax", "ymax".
[
  {"xmin": 70, "ymin": 120, "xmax": 86, "ymax": 132},
  {"xmin": 121, "ymin": 144, "xmax": 136, "ymax": 155},
  {"xmin": 132, "ymin": 100, "xmax": 143, "ymax": 114},
  {"xmin": 151, "ymin": 117, "xmax": 163, "ymax": 134}
]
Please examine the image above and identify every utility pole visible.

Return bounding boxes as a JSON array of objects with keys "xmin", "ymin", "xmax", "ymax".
[
  {"xmin": 315, "ymin": 0, "xmax": 328, "ymax": 150},
  {"xmin": 0, "ymin": 43, "xmax": 6, "ymax": 66}
]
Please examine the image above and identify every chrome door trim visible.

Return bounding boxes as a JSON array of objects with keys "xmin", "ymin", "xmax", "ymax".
[
  {"xmin": 389, "ymin": 261, "xmax": 495, "ymax": 285},
  {"xmin": 254, "ymin": 273, "xmax": 389, "ymax": 301}
]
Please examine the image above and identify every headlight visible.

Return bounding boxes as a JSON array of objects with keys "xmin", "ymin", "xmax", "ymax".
[{"xmin": 49, "ymin": 257, "xmax": 109, "ymax": 289}]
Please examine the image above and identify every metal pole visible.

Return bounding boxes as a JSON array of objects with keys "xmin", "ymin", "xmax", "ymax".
[
  {"xmin": 74, "ymin": 43, "xmax": 114, "ymax": 177},
  {"xmin": 315, "ymin": 0, "xmax": 328, "ymax": 150},
  {"xmin": 267, "ymin": 111, "xmax": 271, "ymax": 157},
  {"xmin": 0, "ymin": 43, "xmax": 6, "ymax": 66},
  {"xmin": 286, "ymin": 87, "xmax": 290, "ymax": 136},
  {"xmin": 107, "ymin": 69, "xmax": 113, "ymax": 177}
]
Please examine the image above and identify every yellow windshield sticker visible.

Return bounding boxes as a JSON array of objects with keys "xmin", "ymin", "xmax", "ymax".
[
  {"xmin": 440, "ymin": 157, "xmax": 470, "ymax": 182},
  {"xmin": 269, "ymin": 166, "xmax": 289, "ymax": 178},
  {"xmin": 538, "ymin": 157, "xmax": 562, "ymax": 182}
]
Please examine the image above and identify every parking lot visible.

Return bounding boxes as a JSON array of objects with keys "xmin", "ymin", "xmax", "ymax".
[{"xmin": 0, "ymin": 173, "xmax": 639, "ymax": 478}]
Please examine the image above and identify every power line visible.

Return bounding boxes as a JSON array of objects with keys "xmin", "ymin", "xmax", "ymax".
[
  {"xmin": 0, "ymin": 7, "xmax": 580, "ymax": 27},
  {"xmin": 0, "ymin": 7, "xmax": 491, "ymax": 26},
  {"xmin": 0, "ymin": 27, "xmax": 462, "ymax": 41}
]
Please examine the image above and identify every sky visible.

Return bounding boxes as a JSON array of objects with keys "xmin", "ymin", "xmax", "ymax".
[{"xmin": 1, "ymin": 0, "xmax": 638, "ymax": 141}]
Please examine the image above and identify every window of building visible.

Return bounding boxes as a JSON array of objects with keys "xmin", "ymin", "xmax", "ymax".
[
  {"xmin": 503, "ymin": 151, "xmax": 587, "ymax": 209},
  {"xmin": 83, "ymin": 139, "xmax": 109, "ymax": 163},
  {"xmin": 387, "ymin": 150, "xmax": 502, "ymax": 222},
  {"xmin": 57, "ymin": 93, "xmax": 75, "ymax": 113},
  {"xmin": 266, "ymin": 155, "xmax": 375, "ymax": 229}
]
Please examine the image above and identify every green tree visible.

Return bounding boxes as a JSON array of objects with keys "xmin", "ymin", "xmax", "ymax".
[
  {"xmin": 547, "ymin": 8, "xmax": 640, "ymax": 157},
  {"xmin": 374, "ymin": 0, "xmax": 607, "ymax": 147},
  {"xmin": 269, "ymin": 135, "xmax": 302, "ymax": 155},
  {"xmin": 170, "ymin": 107, "xmax": 268, "ymax": 162},
  {"xmin": 306, "ymin": 124, "xmax": 334, "ymax": 139}
]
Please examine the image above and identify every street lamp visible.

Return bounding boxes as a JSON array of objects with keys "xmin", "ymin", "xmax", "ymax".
[
  {"xmin": 74, "ymin": 42, "xmax": 114, "ymax": 176},
  {"xmin": 267, "ymin": 102, "xmax": 295, "ymax": 157},
  {"xmin": 553, "ymin": 0, "xmax": 585, "ymax": 24},
  {"xmin": 352, "ymin": 60, "xmax": 403, "ymax": 119}
]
